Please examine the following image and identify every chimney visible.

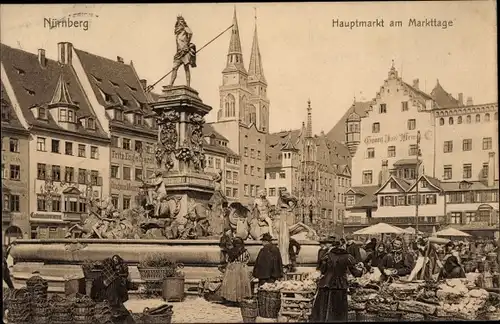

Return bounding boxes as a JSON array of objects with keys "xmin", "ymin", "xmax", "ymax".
[
  {"xmin": 140, "ymin": 79, "xmax": 147, "ymax": 90},
  {"xmin": 458, "ymin": 93, "xmax": 463, "ymax": 105},
  {"xmin": 57, "ymin": 42, "xmax": 73, "ymax": 65},
  {"xmin": 488, "ymin": 152, "xmax": 495, "ymax": 187},
  {"xmin": 38, "ymin": 49, "xmax": 46, "ymax": 67},
  {"xmin": 466, "ymin": 96, "xmax": 473, "ymax": 106},
  {"xmin": 117, "ymin": 56, "xmax": 124, "ymax": 63},
  {"xmin": 413, "ymin": 78, "xmax": 419, "ymax": 90},
  {"xmin": 381, "ymin": 160, "xmax": 389, "ymax": 185}
]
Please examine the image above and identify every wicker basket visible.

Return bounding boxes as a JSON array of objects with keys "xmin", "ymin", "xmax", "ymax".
[
  {"xmin": 138, "ymin": 267, "xmax": 174, "ymax": 281},
  {"xmin": 7, "ymin": 297, "xmax": 31, "ymax": 314},
  {"xmin": 143, "ymin": 311, "xmax": 173, "ymax": 324},
  {"xmin": 241, "ymin": 298, "xmax": 258, "ymax": 323},
  {"xmin": 348, "ymin": 310, "xmax": 357, "ymax": 321},
  {"xmin": 401, "ymin": 312, "xmax": 425, "ymax": 321},
  {"xmin": 73, "ymin": 314, "xmax": 96, "ymax": 323},
  {"xmin": 33, "ymin": 315, "xmax": 51, "ymax": 323},
  {"xmin": 73, "ymin": 305, "xmax": 95, "ymax": 316},
  {"xmin": 356, "ymin": 311, "xmax": 378, "ymax": 322},
  {"xmin": 258, "ymin": 290, "xmax": 281, "ymax": 319}
]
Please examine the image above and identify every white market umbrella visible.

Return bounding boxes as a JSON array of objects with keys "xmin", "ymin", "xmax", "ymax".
[
  {"xmin": 353, "ymin": 223, "xmax": 405, "ymax": 235},
  {"xmin": 403, "ymin": 227, "xmax": 423, "ymax": 235},
  {"xmin": 435, "ymin": 227, "xmax": 471, "ymax": 237}
]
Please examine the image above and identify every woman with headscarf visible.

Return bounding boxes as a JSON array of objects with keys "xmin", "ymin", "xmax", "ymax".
[
  {"xmin": 438, "ymin": 242, "xmax": 466, "ymax": 280},
  {"xmin": 91, "ymin": 255, "xmax": 135, "ymax": 323},
  {"xmin": 364, "ymin": 242, "xmax": 389, "ymax": 271},
  {"xmin": 219, "ymin": 237, "xmax": 252, "ymax": 305},
  {"xmin": 380, "ymin": 237, "xmax": 415, "ymax": 279}
]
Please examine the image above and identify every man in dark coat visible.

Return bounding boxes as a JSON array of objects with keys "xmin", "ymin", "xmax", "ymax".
[
  {"xmin": 252, "ymin": 233, "xmax": 283, "ymax": 286},
  {"xmin": 345, "ymin": 235, "xmax": 363, "ymax": 263},
  {"xmin": 311, "ymin": 236, "xmax": 364, "ymax": 322},
  {"xmin": 365, "ymin": 238, "xmax": 377, "ymax": 253},
  {"xmin": 317, "ymin": 237, "xmax": 330, "ymax": 270}
]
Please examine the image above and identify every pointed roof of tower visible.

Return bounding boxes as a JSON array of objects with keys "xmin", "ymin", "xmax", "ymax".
[
  {"xmin": 224, "ymin": 8, "xmax": 246, "ymax": 74},
  {"xmin": 49, "ymin": 71, "xmax": 79, "ymax": 108},
  {"xmin": 248, "ymin": 20, "xmax": 266, "ymax": 84},
  {"xmin": 306, "ymin": 99, "xmax": 313, "ymax": 138}
]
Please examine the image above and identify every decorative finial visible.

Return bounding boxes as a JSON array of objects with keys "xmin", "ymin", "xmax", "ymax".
[
  {"xmin": 436, "ymin": 78, "xmax": 440, "ymax": 85},
  {"xmin": 254, "ymin": 6, "xmax": 257, "ymax": 21},
  {"xmin": 307, "ymin": 98, "xmax": 311, "ymax": 109},
  {"xmin": 391, "ymin": 59, "xmax": 395, "ymax": 68}
]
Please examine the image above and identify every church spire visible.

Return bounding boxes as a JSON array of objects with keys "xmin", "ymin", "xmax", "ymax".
[
  {"xmin": 306, "ymin": 99, "xmax": 312, "ymax": 138},
  {"xmin": 248, "ymin": 10, "xmax": 266, "ymax": 84},
  {"xmin": 224, "ymin": 7, "xmax": 246, "ymax": 74}
]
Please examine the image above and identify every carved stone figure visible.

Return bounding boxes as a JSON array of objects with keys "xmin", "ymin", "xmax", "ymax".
[
  {"xmin": 147, "ymin": 171, "xmax": 168, "ymax": 218},
  {"xmin": 187, "ymin": 113, "xmax": 206, "ymax": 171},
  {"xmin": 169, "ymin": 15, "xmax": 197, "ymax": 87},
  {"xmin": 156, "ymin": 111, "xmax": 180, "ymax": 171},
  {"xmin": 252, "ymin": 189, "xmax": 274, "ymax": 238}
]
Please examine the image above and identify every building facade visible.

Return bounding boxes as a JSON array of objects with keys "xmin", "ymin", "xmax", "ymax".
[
  {"xmin": 1, "ymin": 43, "xmax": 110, "ymax": 238},
  {"xmin": 265, "ymin": 100, "xmax": 352, "ymax": 235},
  {"xmin": 210, "ymin": 10, "xmax": 268, "ymax": 206},
  {"xmin": 343, "ymin": 63, "xmax": 499, "ymax": 235},
  {"xmin": 1, "ymin": 83, "xmax": 31, "ymax": 243}
]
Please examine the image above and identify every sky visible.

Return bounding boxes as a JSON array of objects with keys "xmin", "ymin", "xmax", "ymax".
[{"xmin": 1, "ymin": 1, "xmax": 497, "ymax": 135}]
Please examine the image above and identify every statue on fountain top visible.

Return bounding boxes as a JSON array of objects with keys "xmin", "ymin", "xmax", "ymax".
[
  {"xmin": 169, "ymin": 15, "xmax": 197, "ymax": 88},
  {"xmin": 252, "ymin": 189, "xmax": 274, "ymax": 238}
]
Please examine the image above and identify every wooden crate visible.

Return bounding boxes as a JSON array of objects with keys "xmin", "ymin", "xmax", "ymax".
[
  {"xmin": 279, "ymin": 290, "xmax": 314, "ymax": 320},
  {"xmin": 284, "ymin": 273, "xmax": 307, "ymax": 281}
]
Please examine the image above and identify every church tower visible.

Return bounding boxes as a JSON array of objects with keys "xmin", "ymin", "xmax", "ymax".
[
  {"xmin": 247, "ymin": 16, "xmax": 270, "ymax": 133},
  {"xmin": 218, "ymin": 8, "xmax": 252, "ymax": 123}
]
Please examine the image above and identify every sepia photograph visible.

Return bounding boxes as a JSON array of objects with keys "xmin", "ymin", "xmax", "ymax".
[{"xmin": 0, "ymin": 1, "xmax": 498, "ymax": 323}]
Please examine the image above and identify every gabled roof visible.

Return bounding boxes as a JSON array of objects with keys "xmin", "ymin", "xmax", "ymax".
[
  {"xmin": 326, "ymin": 101, "xmax": 371, "ymax": 143},
  {"xmin": 62, "ymin": 186, "xmax": 81, "ymax": 195},
  {"xmin": 407, "ymin": 175, "xmax": 443, "ymax": 192},
  {"xmin": 266, "ymin": 129, "xmax": 302, "ymax": 168},
  {"xmin": 0, "ymin": 43, "xmax": 107, "ymax": 139},
  {"xmin": 430, "ymin": 80, "xmax": 460, "ymax": 108},
  {"xmin": 374, "ymin": 175, "xmax": 411, "ymax": 195},
  {"xmin": 346, "ymin": 185, "xmax": 379, "ymax": 196},
  {"xmin": 337, "ymin": 164, "xmax": 351, "ymax": 177},
  {"xmin": 203, "ymin": 123, "xmax": 228, "ymax": 141},
  {"xmin": 1, "ymin": 81, "xmax": 28, "ymax": 133}
]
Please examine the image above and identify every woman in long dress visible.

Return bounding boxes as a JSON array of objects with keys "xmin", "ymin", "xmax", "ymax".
[{"xmin": 219, "ymin": 237, "xmax": 252, "ymax": 304}]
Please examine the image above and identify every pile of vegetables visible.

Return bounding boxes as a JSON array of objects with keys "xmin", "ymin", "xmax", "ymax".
[
  {"xmin": 260, "ymin": 279, "xmax": 317, "ymax": 293},
  {"xmin": 435, "ymin": 279, "xmax": 490, "ymax": 320}
]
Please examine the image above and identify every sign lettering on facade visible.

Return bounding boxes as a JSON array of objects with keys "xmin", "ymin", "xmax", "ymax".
[
  {"xmin": 111, "ymin": 149, "xmax": 154, "ymax": 164},
  {"xmin": 2, "ymin": 154, "xmax": 22, "ymax": 163},
  {"xmin": 363, "ymin": 130, "xmax": 432, "ymax": 145},
  {"xmin": 110, "ymin": 180, "xmax": 141, "ymax": 192}
]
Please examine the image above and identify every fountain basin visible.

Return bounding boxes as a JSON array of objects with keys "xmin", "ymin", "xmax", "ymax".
[{"xmin": 10, "ymin": 239, "xmax": 320, "ymax": 294}]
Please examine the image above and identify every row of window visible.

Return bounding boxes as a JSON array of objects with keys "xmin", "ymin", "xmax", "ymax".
[
  {"xmin": 379, "ymin": 194, "xmax": 438, "ymax": 207},
  {"xmin": 110, "ymin": 165, "xmax": 153, "ymax": 181},
  {"xmin": 338, "ymin": 177, "xmax": 351, "ymax": 188},
  {"xmin": 243, "ymin": 184, "xmax": 262, "ymax": 197},
  {"xmin": 111, "ymin": 136, "xmax": 155, "ymax": 153},
  {"xmin": 2, "ymin": 164, "xmax": 21, "ymax": 181},
  {"xmin": 371, "ymin": 118, "xmax": 416, "ymax": 134},
  {"xmin": 225, "ymin": 187, "xmax": 239, "ymax": 198},
  {"xmin": 36, "ymin": 195, "xmax": 88, "ymax": 213},
  {"xmin": 207, "ymin": 156, "xmax": 223, "ymax": 170},
  {"xmin": 447, "ymin": 191, "xmax": 499, "ymax": 204},
  {"xmin": 449, "ymin": 210, "xmax": 494, "ymax": 225},
  {"xmin": 36, "ymin": 137, "xmax": 99, "ymax": 158},
  {"xmin": 377, "ymin": 102, "xmax": 411, "ymax": 115},
  {"xmin": 1, "ymin": 137, "xmax": 21, "ymax": 153},
  {"xmin": 226, "ymin": 156, "xmax": 240, "ymax": 165},
  {"xmin": 243, "ymin": 147, "xmax": 262, "ymax": 160},
  {"xmin": 267, "ymin": 171, "xmax": 286, "ymax": 180},
  {"xmin": 2, "ymin": 194, "xmax": 20, "ymax": 212},
  {"xmin": 443, "ymin": 163, "xmax": 490, "ymax": 180},
  {"xmin": 225, "ymin": 170, "xmax": 239, "ymax": 184},
  {"xmin": 37, "ymin": 163, "xmax": 101, "ymax": 185},
  {"xmin": 443, "ymin": 138, "xmax": 493, "ymax": 153},
  {"xmin": 439, "ymin": 112, "xmax": 497, "ymax": 126},
  {"xmin": 244, "ymin": 165, "xmax": 262, "ymax": 177}
]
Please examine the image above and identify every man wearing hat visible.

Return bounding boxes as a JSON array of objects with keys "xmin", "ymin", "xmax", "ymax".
[
  {"xmin": 252, "ymin": 233, "xmax": 283, "ymax": 287},
  {"xmin": 311, "ymin": 235, "xmax": 364, "ymax": 322},
  {"xmin": 345, "ymin": 235, "xmax": 363, "ymax": 263},
  {"xmin": 317, "ymin": 236, "xmax": 334, "ymax": 270}
]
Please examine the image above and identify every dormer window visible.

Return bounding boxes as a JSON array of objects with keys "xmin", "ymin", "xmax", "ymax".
[
  {"xmin": 87, "ymin": 118, "xmax": 96, "ymax": 130},
  {"xmin": 122, "ymin": 98, "xmax": 129, "ymax": 107},
  {"xmin": 14, "ymin": 66, "xmax": 25, "ymax": 75},
  {"xmin": 134, "ymin": 114, "xmax": 143, "ymax": 125},
  {"xmin": 39, "ymin": 107, "xmax": 47, "ymax": 120},
  {"xmin": 92, "ymin": 74, "xmax": 102, "ymax": 83},
  {"xmin": 24, "ymin": 87, "xmax": 35, "ymax": 96},
  {"xmin": 59, "ymin": 108, "xmax": 67, "ymax": 121},
  {"xmin": 68, "ymin": 110, "xmax": 74, "ymax": 122},
  {"xmin": 115, "ymin": 109, "xmax": 123, "ymax": 121},
  {"xmin": 102, "ymin": 92, "xmax": 113, "ymax": 103},
  {"xmin": 127, "ymin": 84, "xmax": 137, "ymax": 92}
]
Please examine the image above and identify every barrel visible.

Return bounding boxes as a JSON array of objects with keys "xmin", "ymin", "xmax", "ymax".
[{"xmin": 162, "ymin": 277, "xmax": 185, "ymax": 302}]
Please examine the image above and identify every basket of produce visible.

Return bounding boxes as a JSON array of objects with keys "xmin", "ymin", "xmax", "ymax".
[
  {"xmin": 26, "ymin": 274, "xmax": 48, "ymax": 300},
  {"xmin": 258, "ymin": 289, "xmax": 281, "ymax": 319},
  {"xmin": 6, "ymin": 311, "xmax": 32, "ymax": 324},
  {"xmin": 142, "ymin": 304, "xmax": 174, "ymax": 324},
  {"xmin": 7, "ymin": 288, "xmax": 32, "ymax": 314},
  {"xmin": 241, "ymin": 298, "xmax": 259, "ymax": 323},
  {"xmin": 33, "ymin": 315, "xmax": 51, "ymax": 323},
  {"xmin": 348, "ymin": 310, "xmax": 357, "ymax": 322},
  {"xmin": 72, "ymin": 293, "xmax": 96, "ymax": 323},
  {"xmin": 31, "ymin": 298, "xmax": 50, "ymax": 317},
  {"xmin": 356, "ymin": 310, "xmax": 378, "ymax": 321},
  {"xmin": 50, "ymin": 311, "xmax": 73, "ymax": 323},
  {"xmin": 138, "ymin": 254, "xmax": 184, "ymax": 282},
  {"xmin": 95, "ymin": 301, "xmax": 114, "ymax": 323},
  {"xmin": 50, "ymin": 294, "xmax": 74, "ymax": 313}
]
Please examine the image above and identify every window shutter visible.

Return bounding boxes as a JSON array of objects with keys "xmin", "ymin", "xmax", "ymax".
[{"xmin": 97, "ymin": 177, "xmax": 103, "ymax": 186}]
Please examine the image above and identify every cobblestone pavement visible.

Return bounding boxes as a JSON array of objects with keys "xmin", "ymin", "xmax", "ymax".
[{"xmin": 125, "ymin": 297, "xmax": 244, "ymax": 323}]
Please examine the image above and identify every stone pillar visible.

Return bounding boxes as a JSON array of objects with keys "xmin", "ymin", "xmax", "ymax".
[{"xmin": 151, "ymin": 86, "xmax": 215, "ymax": 224}]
